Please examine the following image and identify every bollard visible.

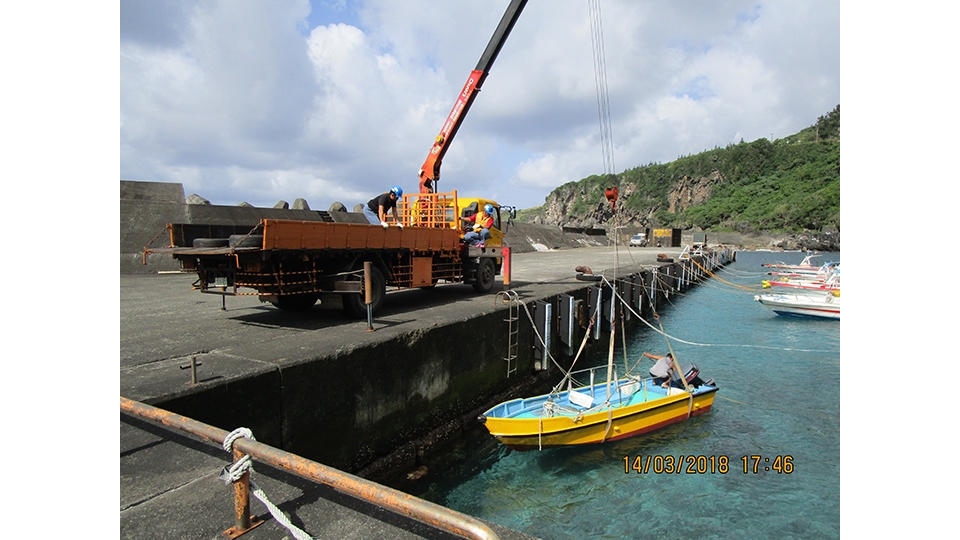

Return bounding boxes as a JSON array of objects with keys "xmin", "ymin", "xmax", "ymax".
[
  {"xmin": 364, "ymin": 261, "xmax": 375, "ymax": 332},
  {"xmin": 502, "ymin": 246, "xmax": 511, "ymax": 290},
  {"xmin": 180, "ymin": 356, "xmax": 202, "ymax": 385}
]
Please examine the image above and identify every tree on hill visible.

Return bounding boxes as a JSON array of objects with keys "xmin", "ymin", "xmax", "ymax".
[{"xmin": 521, "ymin": 105, "xmax": 840, "ymax": 235}]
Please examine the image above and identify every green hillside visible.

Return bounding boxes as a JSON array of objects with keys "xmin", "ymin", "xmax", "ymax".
[{"xmin": 522, "ymin": 105, "xmax": 840, "ymax": 234}]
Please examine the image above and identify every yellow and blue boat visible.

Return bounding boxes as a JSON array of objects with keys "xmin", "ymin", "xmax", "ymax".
[{"xmin": 479, "ymin": 362, "xmax": 718, "ymax": 450}]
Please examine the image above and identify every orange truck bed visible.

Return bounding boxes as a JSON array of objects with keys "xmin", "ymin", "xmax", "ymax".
[{"xmin": 261, "ymin": 219, "xmax": 461, "ymax": 252}]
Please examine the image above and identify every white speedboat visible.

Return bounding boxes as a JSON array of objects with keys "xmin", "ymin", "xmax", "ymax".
[{"xmin": 754, "ymin": 291, "xmax": 840, "ymax": 320}]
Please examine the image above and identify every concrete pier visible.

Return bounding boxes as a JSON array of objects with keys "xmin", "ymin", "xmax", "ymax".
[{"xmin": 121, "ymin": 243, "xmax": 733, "ymax": 539}]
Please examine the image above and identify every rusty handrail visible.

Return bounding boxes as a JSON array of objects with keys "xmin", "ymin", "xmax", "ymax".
[{"xmin": 120, "ymin": 396, "xmax": 500, "ymax": 540}]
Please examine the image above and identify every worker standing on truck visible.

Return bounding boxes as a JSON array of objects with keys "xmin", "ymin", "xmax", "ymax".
[
  {"xmin": 463, "ymin": 203, "xmax": 494, "ymax": 247},
  {"xmin": 364, "ymin": 186, "xmax": 404, "ymax": 228}
]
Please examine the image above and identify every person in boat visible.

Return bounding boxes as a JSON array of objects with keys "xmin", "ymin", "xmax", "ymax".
[{"xmin": 643, "ymin": 352, "xmax": 678, "ymax": 388}]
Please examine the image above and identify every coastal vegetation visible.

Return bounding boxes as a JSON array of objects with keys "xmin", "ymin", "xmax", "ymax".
[{"xmin": 520, "ymin": 105, "xmax": 840, "ymax": 236}]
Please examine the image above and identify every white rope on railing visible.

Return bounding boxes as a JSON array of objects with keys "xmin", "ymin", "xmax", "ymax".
[{"xmin": 221, "ymin": 428, "xmax": 314, "ymax": 540}]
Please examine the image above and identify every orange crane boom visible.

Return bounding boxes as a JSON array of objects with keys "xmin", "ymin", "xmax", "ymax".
[{"xmin": 418, "ymin": 0, "xmax": 528, "ymax": 194}]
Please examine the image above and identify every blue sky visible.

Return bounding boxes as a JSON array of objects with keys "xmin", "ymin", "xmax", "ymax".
[{"xmin": 115, "ymin": 0, "xmax": 841, "ymax": 212}]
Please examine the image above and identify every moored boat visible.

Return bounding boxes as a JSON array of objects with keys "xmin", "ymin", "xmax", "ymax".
[
  {"xmin": 754, "ymin": 291, "xmax": 840, "ymax": 320},
  {"xmin": 762, "ymin": 270, "xmax": 839, "ymax": 292},
  {"xmin": 761, "ymin": 253, "xmax": 821, "ymax": 271},
  {"xmin": 479, "ymin": 364, "xmax": 718, "ymax": 450},
  {"xmin": 480, "ymin": 188, "xmax": 720, "ymax": 450}
]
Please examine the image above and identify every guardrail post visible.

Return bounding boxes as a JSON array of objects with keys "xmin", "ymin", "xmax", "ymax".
[
  {"xmin": 364, "ymin": 261, "xmax": 375, "ymax": 332},
  {"xmin": 502, "ymin": 247, "xmax": 511, "ymax": 290},
  {"xmin": 223, "ymin": 445, "xmax": 264, "ymax": 538}
]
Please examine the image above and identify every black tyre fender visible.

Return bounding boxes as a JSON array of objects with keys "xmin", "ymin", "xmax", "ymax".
[
  {"xmin": 228, "ymin": 234, "xmax": 264, "ymax": 248},
  {"xmin": 192, "ymin": 237, "xmax": 229, "ymax": 248},
  {"xmin": 472, "ymin": 258, "xmax": 496, "ymax": 293},
  {"xmin": 345, "ymin": 264, "xmax": 386, "ymax": 317},
  {"xmin": 575, "ymin": 273, "xmax": 603, "ymax": 282}
]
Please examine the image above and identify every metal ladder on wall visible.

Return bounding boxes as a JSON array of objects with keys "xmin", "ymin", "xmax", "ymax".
[{"xmin": 496, "ymin": 290, "xmax": 520, "ymax": 377}]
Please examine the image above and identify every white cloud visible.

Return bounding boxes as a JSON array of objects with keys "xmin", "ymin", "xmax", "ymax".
[{"xmin": 120, "ymin": 0, "xmax": 840, "ymax": 210}]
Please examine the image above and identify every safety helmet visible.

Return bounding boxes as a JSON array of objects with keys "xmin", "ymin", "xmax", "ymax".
[
  {"xmin": 390, "ymin": 185, "xmax": 403, "ymax": 197},
  {"xmin": 484, "ymin": 203, "xmax": 494, "ymax": 214}
]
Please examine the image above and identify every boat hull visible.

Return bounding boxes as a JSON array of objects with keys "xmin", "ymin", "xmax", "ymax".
[
  {"xmin": 480, "ymin": 383, "xmax": 718, "ymax": 450},
  {"xmin": 754, "ymin": 293, "xmax": 840, "ymax": 320}
]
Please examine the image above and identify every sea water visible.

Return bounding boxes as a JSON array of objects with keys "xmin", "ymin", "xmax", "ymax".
[{"xmin": 400, "ymin": 251, "xmax": 840, "ymax": 539}]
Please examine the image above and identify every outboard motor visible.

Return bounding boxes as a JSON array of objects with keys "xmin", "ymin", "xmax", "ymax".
[
  {"xmin": 680, "ymin": 364, "xmax": 716, "ymax": 388},
  {"xmin": 680, "ymin": 363, "xmax": 702, "ymax": 386}
]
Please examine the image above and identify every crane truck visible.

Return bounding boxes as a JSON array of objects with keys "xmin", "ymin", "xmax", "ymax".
[{"xmin": 146, "ymin": 1, "xmax": 528, "ymax": 316}]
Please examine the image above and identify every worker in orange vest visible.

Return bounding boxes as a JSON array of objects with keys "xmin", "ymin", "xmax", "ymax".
[{"xmin": 463, "ymin": 204, "xmax": 494, "ymax": 247}]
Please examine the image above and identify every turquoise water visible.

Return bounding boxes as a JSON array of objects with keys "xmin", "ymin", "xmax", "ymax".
[{"xmin": 404, "ymin": 251, "xmax": 840, "ymax": 539}]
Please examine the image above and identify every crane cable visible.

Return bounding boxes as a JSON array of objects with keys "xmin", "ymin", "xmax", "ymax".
[{"xmin": 589, "ymin": 0, "xmax": 615, "ymax": 178}]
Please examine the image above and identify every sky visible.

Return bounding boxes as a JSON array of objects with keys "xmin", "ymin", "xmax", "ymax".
[{"xmin": 118, "ymin": 0, "xmax": 840, "ymax": 211}]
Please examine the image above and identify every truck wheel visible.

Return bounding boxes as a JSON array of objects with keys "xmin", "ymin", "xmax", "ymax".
[
  {"xmin": 345, "ymin": 265, "xmax": 385, "ymax": 317},
  {"xmin": 472, "ymin": 258, "xmax": 496, "ymax": 293}
]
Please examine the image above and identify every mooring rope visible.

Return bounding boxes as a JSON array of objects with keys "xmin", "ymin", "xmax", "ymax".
[
  {"xmin": 221, "ymin": 428, "xmax": 314, "ymax": 540},
  {"xmin": 600, "ymin": 275, "xmax": 836, "ymax": 354},
  {"xmin": 689, "ymin": 258, "xmax": 759, "ymax": 291}
]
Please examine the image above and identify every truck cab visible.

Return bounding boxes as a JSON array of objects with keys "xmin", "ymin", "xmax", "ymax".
[
  {"xmin": 456, "ymin": 197, "xmax": 503, "ymax": 248},
  {"xmin": 398, "ymin": 192, "xmax": 505, "ymax": 249}
]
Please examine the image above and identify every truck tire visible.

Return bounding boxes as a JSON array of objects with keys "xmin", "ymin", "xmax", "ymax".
[
  {"xmin": 472, "ymin": 258, "xmax": 496, "ymax": 293},
  {"xmin": 345, "ymin": 265, "xmax": 385, "ymax": 318},
  {"xmin": 274, "ymin": 294, "xmax": 318, "ymax": 311}
]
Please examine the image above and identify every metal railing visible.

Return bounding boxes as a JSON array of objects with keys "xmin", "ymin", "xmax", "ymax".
[
  {"xmin": 394, "ymin": 191, "xmax": 460, "ymax": 229},
  {"xmin": 120, "ymin": 396, "xmax": 500, "ymax": 540}
]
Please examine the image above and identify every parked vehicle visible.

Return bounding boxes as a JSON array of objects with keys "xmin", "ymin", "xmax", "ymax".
[
  {"xmin": 629, "ymin": 233, "xmax": 647, "ymax": 247},
  {"xmin": 147, "ymin": 192, "xmax": 509, "ymax": 316}
]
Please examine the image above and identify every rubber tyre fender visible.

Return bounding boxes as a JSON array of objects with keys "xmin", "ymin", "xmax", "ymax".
[
  {"xmin": 472, "ymin": 258, "xmax": 496, "ymax": 293},
  {"xmin": 345, "ymin": 264, "xmax": 386, "ymax": 318},
  {"xmin": 228, "ymin": 234, "xmax": 264, "ymax": 248},
  {"xmin": 192, "ymin": 237, "xmax": 229, "ymax": 248}
]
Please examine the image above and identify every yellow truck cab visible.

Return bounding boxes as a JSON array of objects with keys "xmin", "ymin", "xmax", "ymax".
[
  {"xmin": 456, "ymin": 197, "xmax": 503, "ymax": 248},
  {"xmin": 401, "ymin": 192, "xmax": 506, "ymax": 248}
]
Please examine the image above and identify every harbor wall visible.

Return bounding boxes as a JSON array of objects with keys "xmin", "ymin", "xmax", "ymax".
[{"xmin": 151, "ymin": 250, "xmax": 734, "ymax": 477}]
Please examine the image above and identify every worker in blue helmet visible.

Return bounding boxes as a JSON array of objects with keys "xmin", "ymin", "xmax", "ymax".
[
  {"xmin": 463, "ymin": 203, "xmax": 495, "ymax": 247},
  {"xmin": 364, "ymin": 185, "xmax": 404, "ymax": 228}
]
